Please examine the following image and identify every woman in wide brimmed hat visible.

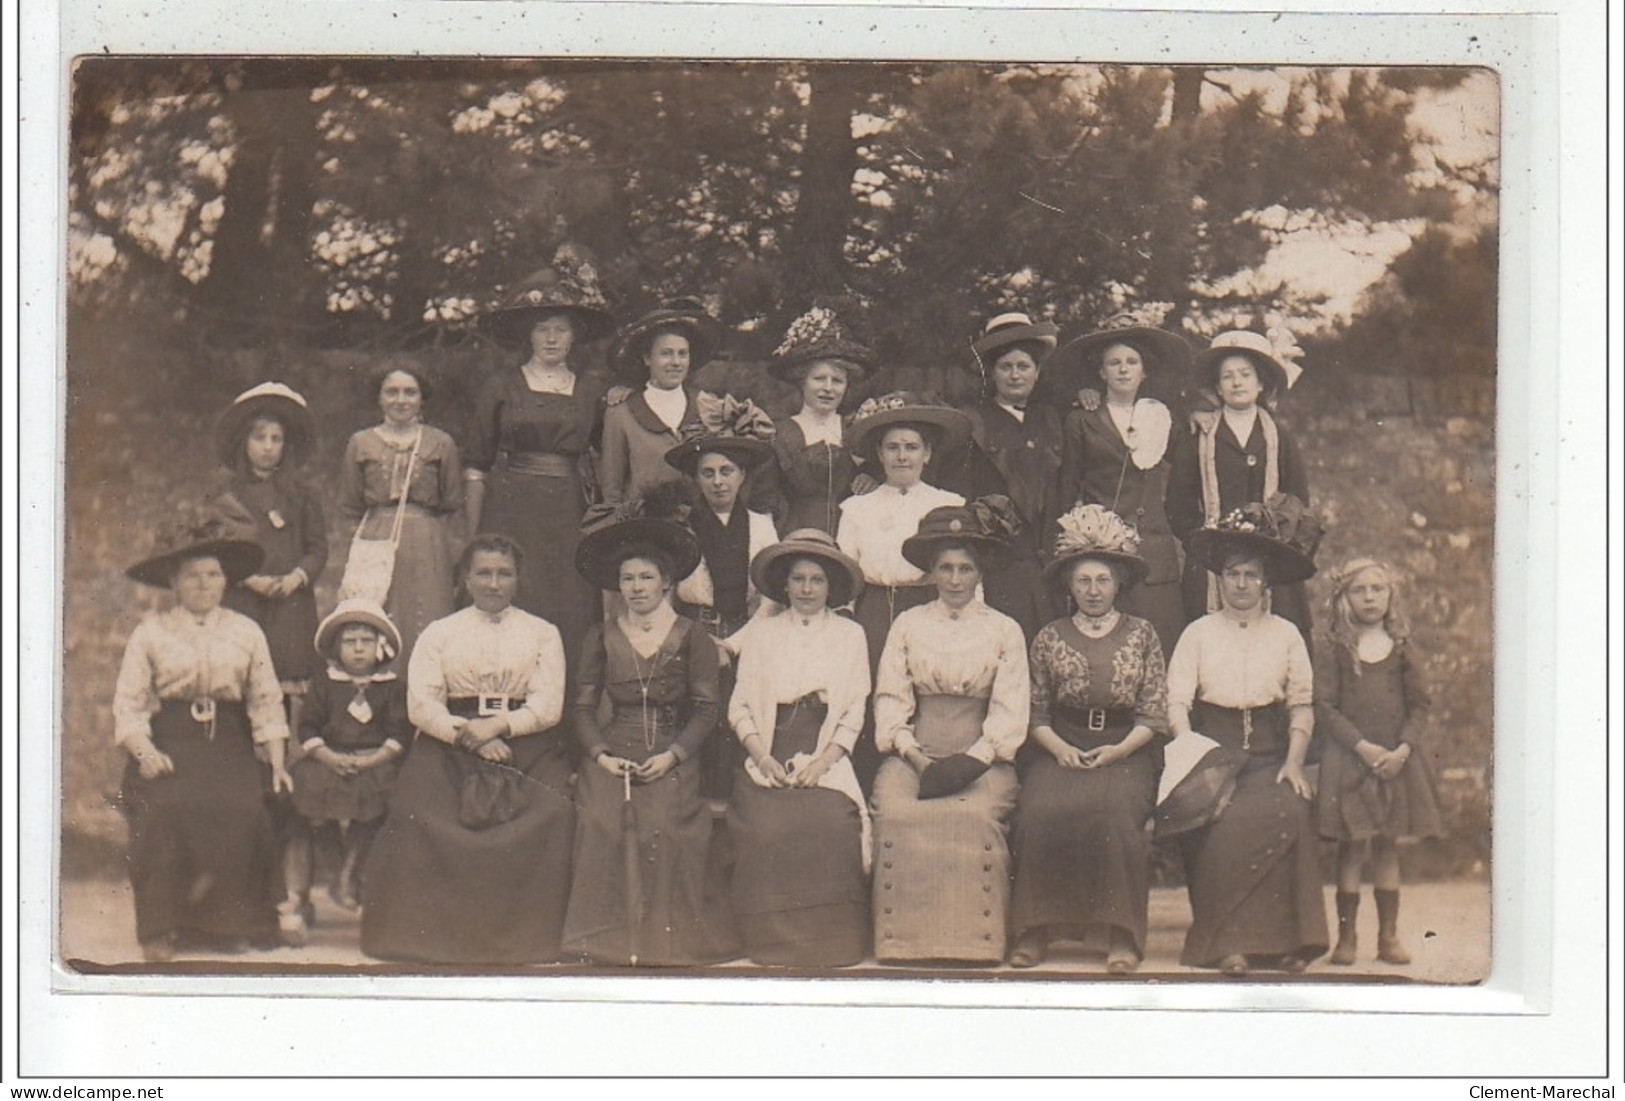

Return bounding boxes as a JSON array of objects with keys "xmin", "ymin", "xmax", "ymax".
[
  {"xmin": 562, "ymin": 499, "xmax": 740, "ymax": 965},
  {"xmin": 598, "ymin": 299, "xmax": 723, "ymax": 508},
  {"xmin": 763, "ymin": 304, "xmax": 876, "ymax": 535},
  {"xmin": 662, "ymin": 396, "xmax": 781, "ymax": 799},
  {"xmin": 338, "ymin": 358, "xmax": 463, "ymax": 666},
  {"xmin": 1054, "ymin": 311, "xmax": 1193, "ymax": 659},
  {"xmin": 835, "ymin": 392, "xmax": 973, "ymax": 675},
  {"xmin": 464, "ymin": 248, "xmax": 616, "ymax": 669},
  {"xmin": 1162, "ymin": 495, "xmax": 1328, "ymax": 976},
  {"xmin": 113, "ymin": 516, "xmax": 291, "ymax": 962},
  {"xmin": 211, "ymin": 381, "xmax": 328, "ymax": 693},
  {"xmin": 937, "ymin": 311, "xmax": 1066, "ymax": 641},
  {"xmin": 1169, "ymin": 326, "xmax": 1313, "ymax": 642},
  {"xmin": 1008, "ymin": 505, "xmax": 1170, "ymax": 972},
  {"xmin": 724, "ymin": 530, "xmax": 872, "ymax": 965},
  {"xmin": 280, "ymin": 599, "xmax": 408, "ymax": 940},
  {"xmin": 361, "ymin": 534, "xmax": 577, "ymax": 965},
  {"xmin": 870, "ymin": 497, "xmax": 1030, "ymax": 964}
]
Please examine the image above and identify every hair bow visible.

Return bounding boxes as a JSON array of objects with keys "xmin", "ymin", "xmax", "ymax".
[{"xmin": 1265, "ymin": 326, "xmax": 1306, "ymax": 389}]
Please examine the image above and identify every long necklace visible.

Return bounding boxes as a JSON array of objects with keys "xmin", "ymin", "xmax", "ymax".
[{"xmin": 628, "ymin": 625, "xmax": 669, "ymax": 753}]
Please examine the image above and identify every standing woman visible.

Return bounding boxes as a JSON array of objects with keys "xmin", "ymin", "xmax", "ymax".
[
  {"xmin": 1054, "ymin": 313, "xmax": 1192, "ymax": 659},
  {"xmin": 465, "ymin": 256, "xmax": 614, "ymax": 667},
  {"xmin": 870, "ymin": 499, "xmax": 1029, "ymax": 964},
  {"xmin": 212, "ymin": 382, "xmax": 327, "ymax": 709},
  {"xmin": 562, "ymin": 503, "xmax": 738, "ymax": 965},
  {"xmin": 942, "ymin": 312, "xmax": 1065, "ymax": 641},
  {"xmin": 764, "ymin": 305, "xmax": 874, "ymax": 535},
  {"xmin": 360, "ymin": 534, "xmax": 574, "ymax": 965},
  {"xmin": 113, "ymin": 518, "xmax": 291, "ymax": 961},
  {"xmin": 726, "ymin": 531, "xmax": 872, "ymax": 966},
  {"xmin": 1169, "ymin": 328, "xmax": 1311, "ymax": 641},
  {"xmin": 1008, "ymin": 505, "xmax": 1169, "ymax": 972},
  {"xmin": 1160, "ymin": 498, "xmax": 1328, "ymax": 976},
  {"xmin": 835, "ymin": 393, "xmax": 971, "ymax": 673},
  {"xmin": 339, "ymin": 360, "xmax": 463, "ymax": 665},
  {"xmin": 598, "ymin": 300, "xmax": 720, "ymax": 508}
]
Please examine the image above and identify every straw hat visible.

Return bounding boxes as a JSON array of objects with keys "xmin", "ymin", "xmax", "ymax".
[
  {"xmin": 313, "ymin": 598, "xmax": 402, "ymax": 661},
  {"xmin": 899, "ymin": 495, "xmax": 1022, "ymax": 573},
  {"xmin": 749, "ymin": 529, "xmax": 865, "ymax": 608},
  {"xmin": 213, "ymin": 382, "xmax": 314, "ymax": 470},
  {"xmin": 769, "ymin": 305, "xmax": 875, "ymax": 383},
  {"xmin": 1043, "ymin": 503, "xmax": 1150, "ymax": 587},
  {"xmin": 1193, "ymin": 329, "xmax": 1305, "ymax": 398},
  {"xmin": 842, "ymin": 391, "xmax": 973, "ymax": 461},
  {"xmin": 970, "ymin": 312, "xmax": 1059, "ymax": 365},
  {"xmin": 609, "ymin": 299, "xmax": 722, "ymax": 382},
  {"xmin": 1186, "ymin": 494, "xmax": 1323, "ymax": 586}
]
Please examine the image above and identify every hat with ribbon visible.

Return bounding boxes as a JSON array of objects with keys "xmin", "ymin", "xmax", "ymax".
[
  {"xmin": 750, "ymin": 528, "xmax": 865, "ymax": 609},
  {"xmin": 610, "ymin": 298, "xmax": 722, "ymax": 382},
  {"xmin": 1043, "ymin": 503, "xmax": 1150, "ymax": 586},
  {"xmin": 663, "ymin": 393, "xmax": 777, "ymax": 475},
  {"xmin": 313, "ymin": 597, "xmax": 402, "ymax": 662},
  {"xmin": 126, "ymin": 510, "xmax": 265, "ymax": 589},
  {"xmin": 1194, "ymin": 327, "xmax": 1305, "ymax": 397},
  {"xmin": 770, "ymin": 304, "xmax": 876, "ymax": 383},
  {"xmin": 485, "ymin": 244, "xmax": 615, "ymax": 345},
  {"xmin": 214, "ymin": 382, "xmax": 314, "ymax": 470},
  {"xmin": 575, "ymin": 482, "xmax": 702, "ymax": 592},
  {"xmin": 1186, "ymin": 493, "xmax": 1323, "ymax": 586},
  {"xmin": 900, "ymin": 494, "xmax": 1022, "ymax": 573},
  {"xmin": 842, "ymin": 391, "xmax": 973, "ymax": 461}
]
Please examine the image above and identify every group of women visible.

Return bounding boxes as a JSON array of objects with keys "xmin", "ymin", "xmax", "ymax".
[{"xmin": 111, "ymin": 250, "xmax": 1443, "ymax": 975}]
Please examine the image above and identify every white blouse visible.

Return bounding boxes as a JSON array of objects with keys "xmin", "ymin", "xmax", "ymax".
[
  {"xmin": 835, "ymin": 482, "xmax": 964, "ymax": 586},
  {"xmin": 112, "ymin": 606, "xmax": 289, "ymax": 746},
  {"xmin": 406, "ymin": 605, "xmax": 565, "ymax": 743},
  {"xmin": 1165, "ymin": 611, "xmax": 1313, "ymax": 712},
  {"xmin": 728, "ymin": 608, "xmax": 870, "ymax": 755},
  {"xmin": 873, "ymin": 599, "xmax": 1030, "ymax": 765}
]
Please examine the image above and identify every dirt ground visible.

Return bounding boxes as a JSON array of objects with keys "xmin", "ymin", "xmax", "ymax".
[{"xmin": 57, "ymin": 875, "xmax": 1490, "ymax": 984}]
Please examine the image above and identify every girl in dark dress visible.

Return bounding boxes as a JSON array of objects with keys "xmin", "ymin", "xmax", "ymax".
[
  {"xmin": 466, "ymin": 257, "xmax": 615, "ymax": 670},
  {"xmin": 1316, "ymin": 558, "xmax": 1442, "ymax": 966},
  {"xmin": 212, "ymin": 382, "xmax": 328, "ymax": 701},
  {"xmin": 113, "ymin": 521, "xmax": 291, "ymax": 961}
]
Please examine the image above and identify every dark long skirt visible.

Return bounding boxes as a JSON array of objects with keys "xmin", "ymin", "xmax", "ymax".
[
  {"xmin": 1179, "ymin": 751, "xmax": 1329, "ymax": 968},
  {"xmin": 361, "ymin": 733, "xmax": 576, "ymax": 965},
  {"xmin": 726, "ymin": 699, "xmax": 868, "ymax": 966},
  {"xmin": 562, "ymin": 714, "xmax": 741, "ymax": 966},
  {"xmin": 872, "ymin": 694, "xmax": 1018, "ymax": 964},
  {"xmin": 480, "ymin": 463, "xmax": 595, "ymax": 675},
  {"xmin": 120, "ymin": 701, "xmax": 278, "ymax": 948},
  {"xmin": 1010, "ymin": 719, "xmax": 1158, "ymax": 956}
]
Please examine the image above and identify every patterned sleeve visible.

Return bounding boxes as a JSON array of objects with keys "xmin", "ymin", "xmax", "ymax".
[
  {"xmin": 1027, "ymin": 624, "xmax": 1058, "ymax": 731},
  {"xmin": 872, "ymin": 614, "xmax": 918, "ymax": 755},
  {"xmin": 965, "ymin": 616, "xmax": 1030, "ymax": 764},
  {"xmin": 111, "ymin": 618, "xmax": 160, "ymax": 747},
  {"xmin": 1132, "ymin": 621, "xmax": 1170, "ymax": 737}
]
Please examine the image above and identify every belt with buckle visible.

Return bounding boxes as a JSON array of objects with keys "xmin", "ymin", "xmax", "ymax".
[
  {"xmin": 448, "ymin": 694, "xmax": 520, "ymax": 718},
  {"xmin": 1056, "ymin": 704, "xmax": 1135, "ymax": 734}
]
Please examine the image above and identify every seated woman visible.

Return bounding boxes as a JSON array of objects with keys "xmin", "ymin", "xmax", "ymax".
[
  {"xmin": 725, "ymin": 529, "xmax": 872, "ymax": 966},
  {"xmin": 360, "ymin": 534, "xmax": 574, "ymax": 965},
  {"xmin": 1160, "ymin": 497, "xmax": 1328, "ymax": 976},
  {"xmin": 113, "ymin": 517, "xmax": 291, "ymax": 961},
  {"xmin": 562, "ymin": 502, "xmax": 739, "ymax": 966},
  {"xmin": 1009, "ymin": 505, "xmax": 1169, "ymax": 972},
  {"xmin": 870, "ymin": 498, "xmax": 1029, "ymax": 964}
]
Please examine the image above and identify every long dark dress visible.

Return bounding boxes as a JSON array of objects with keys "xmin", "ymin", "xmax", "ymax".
[
  {"xmin": 939, "ymin": 401, "xmax": 1064, "ymax": 641},
  {"xmin": 1168, "ymin": 411, "xmax": 1311, "ymax": 641},
  {"xmin": 768, "ymin": 416, "xmax": 861, "ymax": 536},
  {"xmin": 466, "ymin": 369, "xmax": 607, "ymax": 670},
  {"xmin": 360, "ymin": 605, "xmax": 575, "ymax": 965},
  {"xmin": 1313, "ymin": 640, "xmax": 1443, "ymax": 842},
  {"xmin": 1058, "ymin": 403, "xmax": 1185, "ymax": 659},
  {"xmin": 563, "ymin": 616, "xmax": 741, "ymax": 965},
  {"xmin": 1011, "ymin": 615, "xmax": 1167, "ymax": 956},
  {"xmin": 216, "ymin": 472, "xmax": 328, "ymax": 683},
  {"xmin": 113, "ymin": 607, "xmax": 288, "ymax": 948}
]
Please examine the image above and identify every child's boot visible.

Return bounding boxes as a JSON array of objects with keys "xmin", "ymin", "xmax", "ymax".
[
  {"xmin": 1374, "ymin": 888, "xmax": 1411, "ymax": 965},
  {"xmin": 1330, "ymin": 891, "xmax": 1360, "ymax": 965}
]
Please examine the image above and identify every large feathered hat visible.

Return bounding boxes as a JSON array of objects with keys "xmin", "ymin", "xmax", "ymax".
[{"xmin": 1043, "ymin": 504, "xmax": 1150, "ymax": 586}]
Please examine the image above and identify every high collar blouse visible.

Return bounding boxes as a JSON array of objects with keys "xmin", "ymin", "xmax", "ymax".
[
  {"xmin": 835, "ymin": 482, "xmax": 965, "ymax": 586},
  {"xmin": 727, "ymin": 608, "xmax": 871, "ymax": 756},
  {"xmin": 112, "ymin": 606, "xmax": 289, "ymax": 746},
  {"xmin": 405, "ymin": 604, "xmax": 566, "ymax": 744},
  {"xmin": 873, "ymin": 599, "xmax": 1030, "ymax": 764},
  {"xmin": 1165, "ymin": 611, "xmax": 1313, "ymax": 713}
]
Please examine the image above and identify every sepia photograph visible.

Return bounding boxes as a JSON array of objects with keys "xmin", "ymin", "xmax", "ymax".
[{"xmin": 14, "ymin": 0, "xmax": 1610, "ymax": 1083}]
